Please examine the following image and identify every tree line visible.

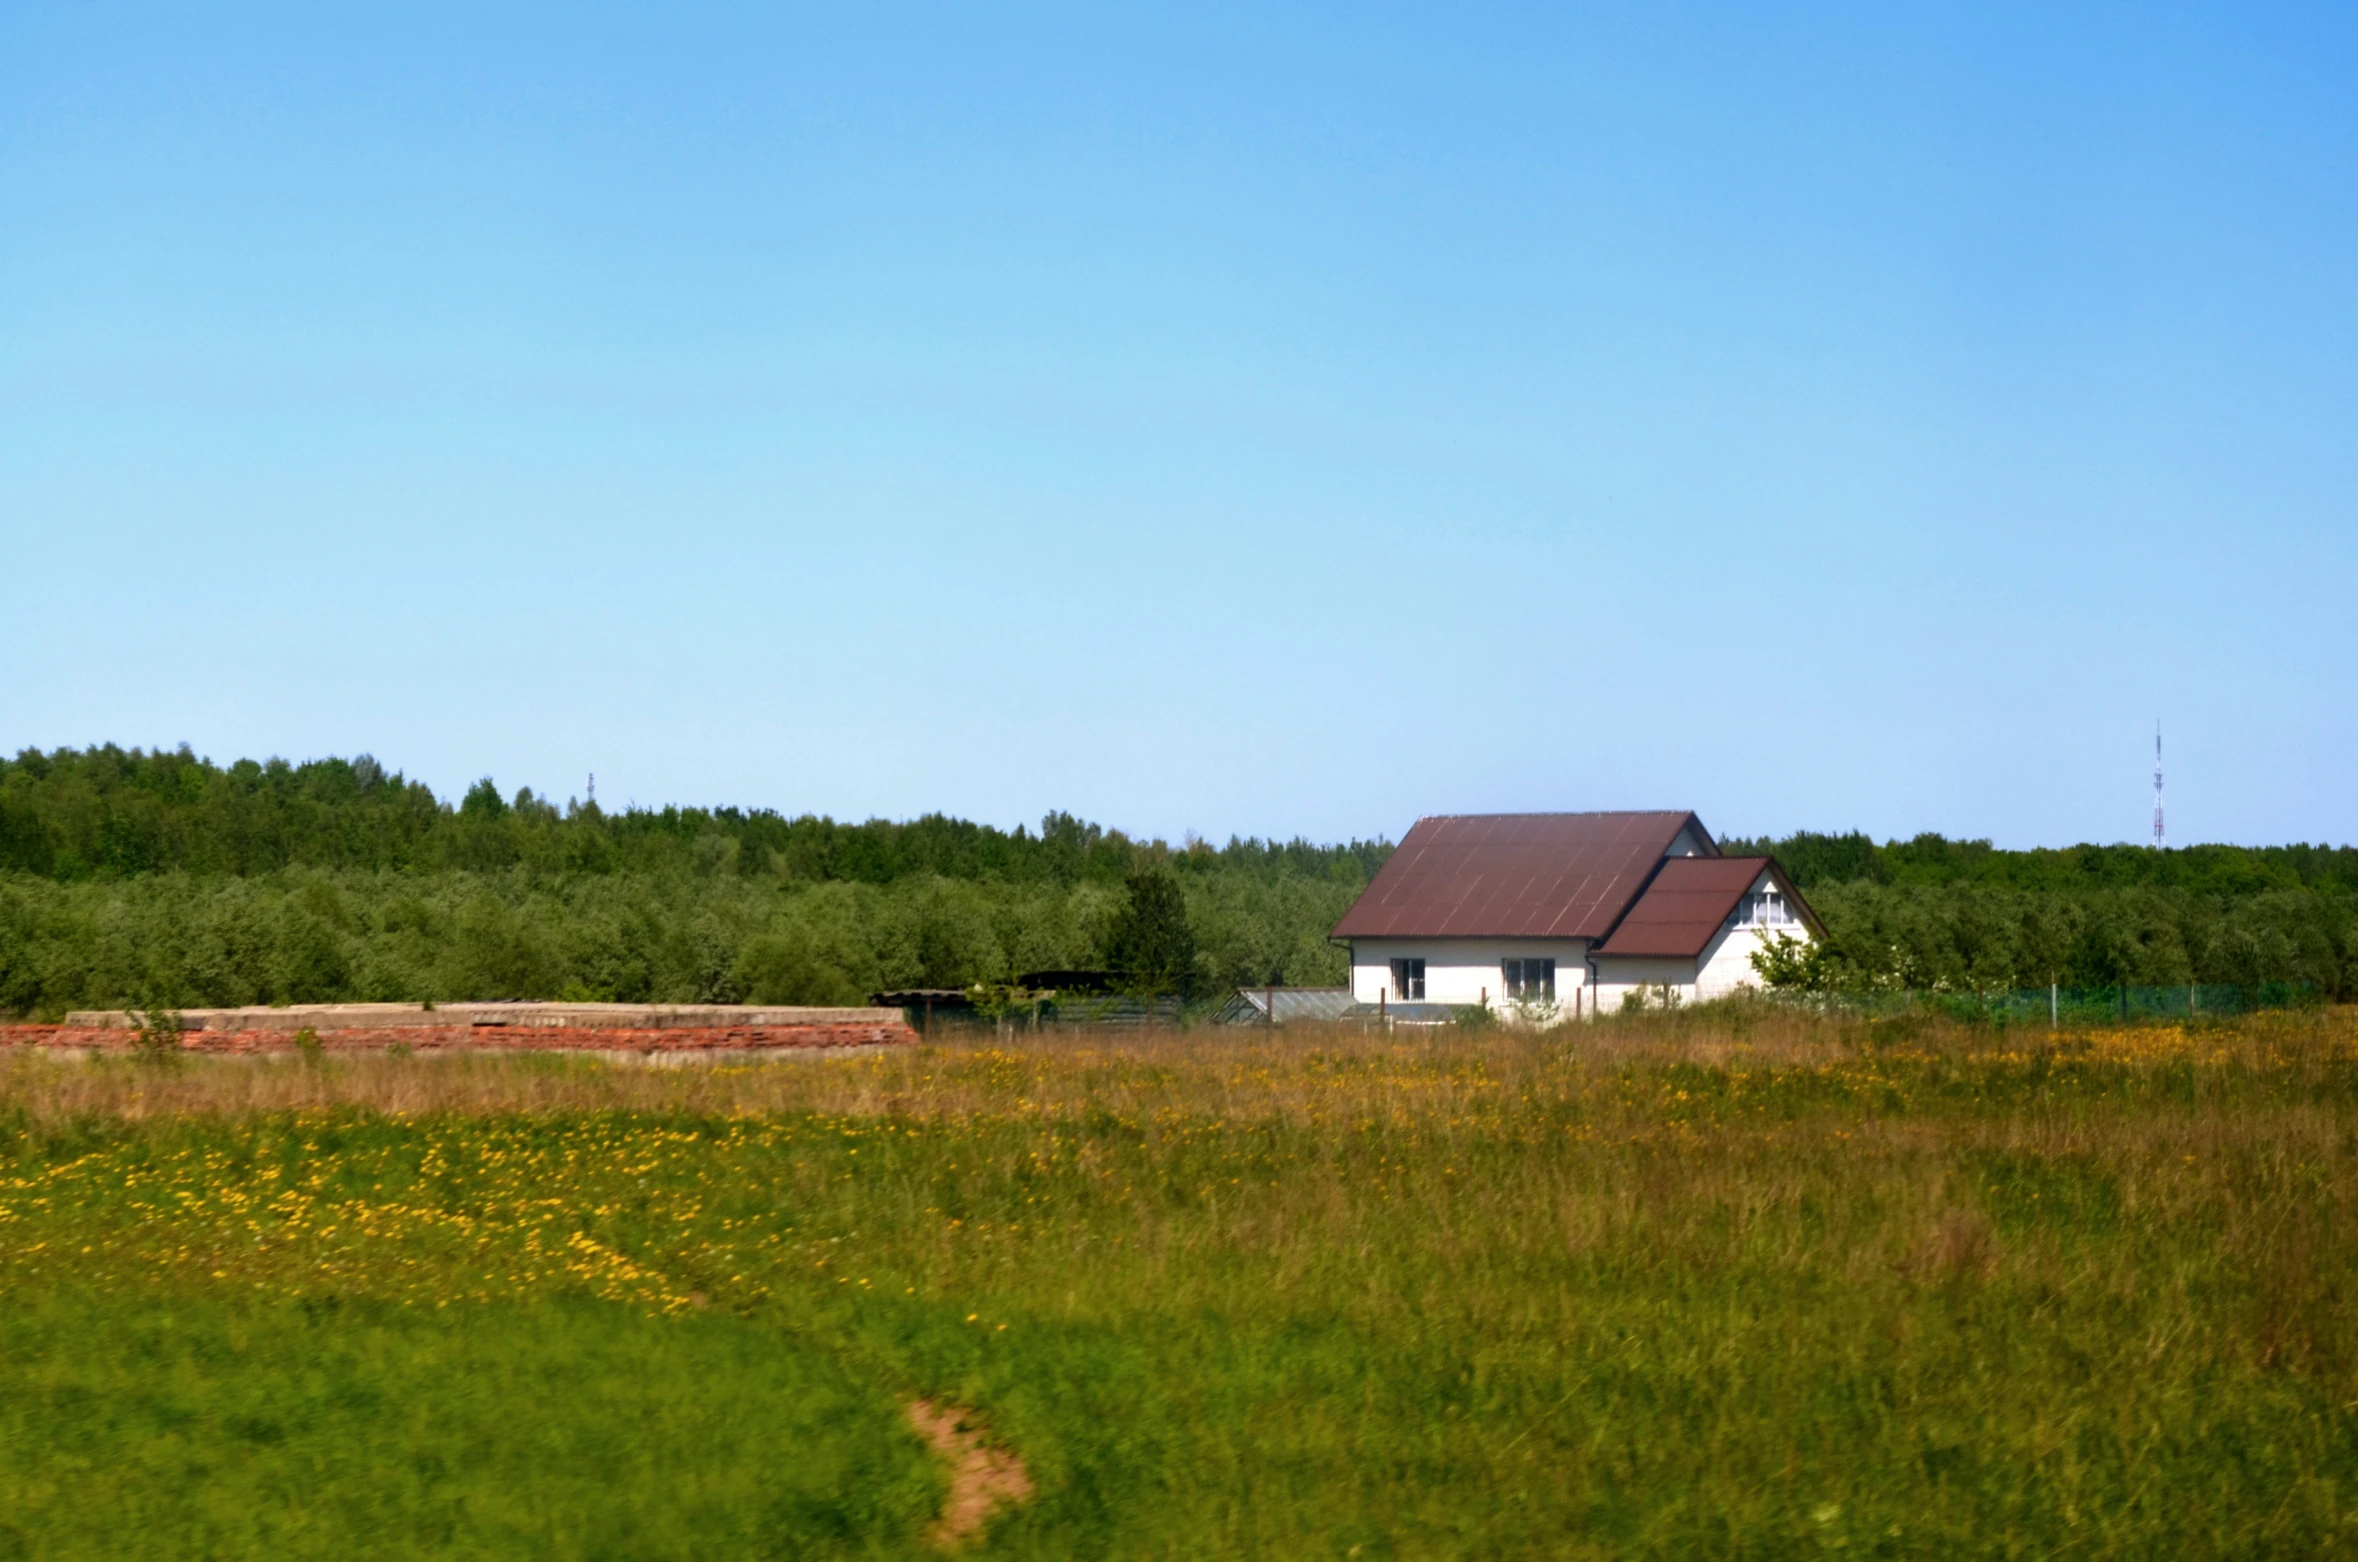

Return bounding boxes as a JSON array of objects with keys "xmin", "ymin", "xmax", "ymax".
[
  {"xmin": 0, "ymin": 748, "xmax": 1368, "ymax": 1017},
  {"xmin": 1724, "ymin": 831, "xmax": 2358, "ymax": 998},
  {"xmin": 0, "ymin": 746, "xmax": 1387, "ymax": 885},
  {"xmin": 0, "ymin": 864, "xmax": 1358, "ymax": 1018},
  {"xmin": 0, "ymin": 747, "xmax": 2349, "ymax": 1015},
  {"xmin": 1720, "ymin": 828, "xmax": 2358, "ymax": 898}
]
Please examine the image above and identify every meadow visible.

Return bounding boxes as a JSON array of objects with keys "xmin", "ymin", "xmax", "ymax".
[{"xmin": 2, "ymin": 1004, "xmax": 2354, "ymax": 1558}]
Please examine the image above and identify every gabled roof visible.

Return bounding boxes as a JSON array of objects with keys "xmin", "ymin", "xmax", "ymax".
[
  {"xmin": 1594, "ymin": 857, "xmax": 1823, "ymax": 957},
  {"xmin": 1331, "ymin": 811, "xmax": 1714, "ymax": 941},
  {"xmin": 1590, "ymin": 857, "xmax": 1767, "ymax": 957}
]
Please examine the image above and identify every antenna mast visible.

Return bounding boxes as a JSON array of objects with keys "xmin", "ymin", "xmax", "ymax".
[{"xmin": 2152, "ymin": 724, "xmax": 2164, "ymax": 848}]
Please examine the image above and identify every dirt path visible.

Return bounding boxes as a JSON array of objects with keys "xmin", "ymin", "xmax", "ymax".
[{"xmin": 906, "ymin": 1400, "xmax": 1033, "ymax": 1550}]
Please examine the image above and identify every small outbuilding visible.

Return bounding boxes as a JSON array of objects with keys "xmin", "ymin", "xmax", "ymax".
[{"xmin": 1331, "ymin": 811, "xmax": 1819, "ymax": 1018}]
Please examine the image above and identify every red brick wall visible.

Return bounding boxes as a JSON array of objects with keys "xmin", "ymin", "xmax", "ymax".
[{"xmin": 0, "ymin": 1022, "xmax": 914, "ymax": 1054}]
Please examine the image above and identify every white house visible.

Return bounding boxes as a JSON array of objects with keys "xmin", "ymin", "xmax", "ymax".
[{"xmin": 1331, "ymin": 811, "xmax": 1819, "ymax": 1019}]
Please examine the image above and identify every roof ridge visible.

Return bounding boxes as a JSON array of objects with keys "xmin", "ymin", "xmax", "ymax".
[
  {"xmin": 1412, "ymin": 808, "xmax": 1692, "ymax": 820},
  {"xmin": 1331, "ymin": 810, "xmax": 1713, "ymax": 941}
]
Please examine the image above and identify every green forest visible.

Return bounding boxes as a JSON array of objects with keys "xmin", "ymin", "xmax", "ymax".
[
  {"xmin": 0, "ymin": 747, "xmax": 1379, "ymax": 1018},
  {"xmin": 0, "ymin": 745, "xmax": 2352, "ymax": 1018},
  {"xmin": 1719, "ymin": 829, "xmax": 2358, "ymax": 998}
]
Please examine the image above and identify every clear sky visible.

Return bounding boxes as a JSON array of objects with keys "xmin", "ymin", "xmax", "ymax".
[{"xmin": 4, "ymin": 3, "xmax": 2352, "ymax": 849}]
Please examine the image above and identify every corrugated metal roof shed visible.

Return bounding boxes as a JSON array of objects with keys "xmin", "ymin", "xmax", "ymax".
[
  {"xmin": 1330, "ymin": 812, "xmax": 1711, "ymax": 940},
  {"xmin": 1214, "ymin": 987, "xmax": 1360, "ymax": 1025}
]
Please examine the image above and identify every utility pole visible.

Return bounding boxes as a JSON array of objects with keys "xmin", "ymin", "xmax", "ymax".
[{"xmin": 2152, "ymin": 724, "xmax": 2165, "ymax": 848}]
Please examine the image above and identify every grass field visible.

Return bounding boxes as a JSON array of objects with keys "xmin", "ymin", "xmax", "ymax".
[{"xmin": 2, "ymin": 1005, "xmax": 2354, "ymax": 1558}]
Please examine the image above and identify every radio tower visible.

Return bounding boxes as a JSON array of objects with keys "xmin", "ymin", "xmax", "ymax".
[{"xmin": 2152, "ymin": 723, "xmax": 2164, "ymax": 848}]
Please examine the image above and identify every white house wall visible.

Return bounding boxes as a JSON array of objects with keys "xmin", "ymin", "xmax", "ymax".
[
  {"xmin": 1346, "ymin": 869, "xmax": 1814, "ymax": 1022},
  {"xmin": 1591, "ymin": 934, "xmax": 1774, "ymax": 1011},
  {"xmin": 1696, "ymin": 923, "xmax": 1783, "ymax": 998},
  {"xmin": 1588, "ymin": 956, "xmax": 1697, "ymax": 1012},
  {"xmin": 1348, "ymin": 938, "xmax": 1592, "ymax": 1015},
  {"xmin": 1592, "ymin": 868, "xmax": 1809, "ymax": 1012},
  {"xmin": 1698, "ymin": 865, "xmax": 1811, "ymax": 998}
]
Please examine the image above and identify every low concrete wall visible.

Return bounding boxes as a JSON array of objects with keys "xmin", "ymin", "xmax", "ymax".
[{"xmin": 5, "ymin": 1002, "xmax": 915, "ymax": 1054}]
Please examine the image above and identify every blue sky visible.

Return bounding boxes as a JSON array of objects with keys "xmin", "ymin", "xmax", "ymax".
[{"xmin": 4, "ymin": 2, "xmax": 2352, "ymax": 849}]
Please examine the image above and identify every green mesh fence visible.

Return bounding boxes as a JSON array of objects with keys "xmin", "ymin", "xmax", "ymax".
[{"xmin": 1788, "ymin": 982, "xmax": 2321, "ymax": 1023}]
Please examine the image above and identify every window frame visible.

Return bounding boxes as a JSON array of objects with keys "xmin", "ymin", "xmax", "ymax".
[
  {"xmin": 1502, "ymin": 957, "xmax": 1556, "ymax": 1002},
  {"xmin": 1389, "ymin": 957, "xmax": 1426, "ymax": 1001}
]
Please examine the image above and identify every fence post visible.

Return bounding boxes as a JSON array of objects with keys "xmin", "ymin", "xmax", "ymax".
[{"xmin": 2050, "ymin": 980, "xmax": 2058, "ymax": 1028}]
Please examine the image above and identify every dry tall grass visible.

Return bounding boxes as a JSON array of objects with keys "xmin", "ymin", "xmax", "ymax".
[{"xmin": 4, "ymin": 997, "xmax": 2344, "ymax": 1123}]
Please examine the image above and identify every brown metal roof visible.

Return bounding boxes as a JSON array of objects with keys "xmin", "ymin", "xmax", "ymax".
[
  {"xmin": 1591, "ymin": 856, "xmax": 1772, "ymax": 957},
  {"xmin": 1330, "ymin": 812, "xmax": 1711, "ymax": 940}
]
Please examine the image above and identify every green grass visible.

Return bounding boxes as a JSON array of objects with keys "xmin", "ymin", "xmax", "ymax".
[
  {"xmin": 0, "ymin": 1295, "xmax": 935, "ymax": 1560},
  {"xmin": 2, "ymin": 1007, "xmax": 2355, "ymax": 1557}
]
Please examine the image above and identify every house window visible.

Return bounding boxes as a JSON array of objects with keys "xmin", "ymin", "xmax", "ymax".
[
  {"xmin": 1502, "ymin": 957, "xmax": 1556, "ymax": 1001},
  {"xmin": 1390, "ymin": 958, "xmax": 1425, "ymax": 1000},
  {"xmin": 1730, "ymin": 892, "xmax": 1793, "ymax": 928}
]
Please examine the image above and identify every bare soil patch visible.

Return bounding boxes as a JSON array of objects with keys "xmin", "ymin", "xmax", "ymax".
[{"xmin": 907, "ymin": 1399, "xmax": 1033, "ymax": 1550}]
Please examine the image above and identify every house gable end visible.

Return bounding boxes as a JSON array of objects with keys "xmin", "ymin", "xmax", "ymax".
[{"xmin": 1593, "ymin": 855, "xmax": 1824, "ymax": 958}]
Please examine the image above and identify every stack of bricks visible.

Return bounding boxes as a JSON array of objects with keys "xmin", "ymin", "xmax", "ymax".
[{"xmin": 0, "ymin": 1002, "xmax": 916, "ymax": 1055}]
